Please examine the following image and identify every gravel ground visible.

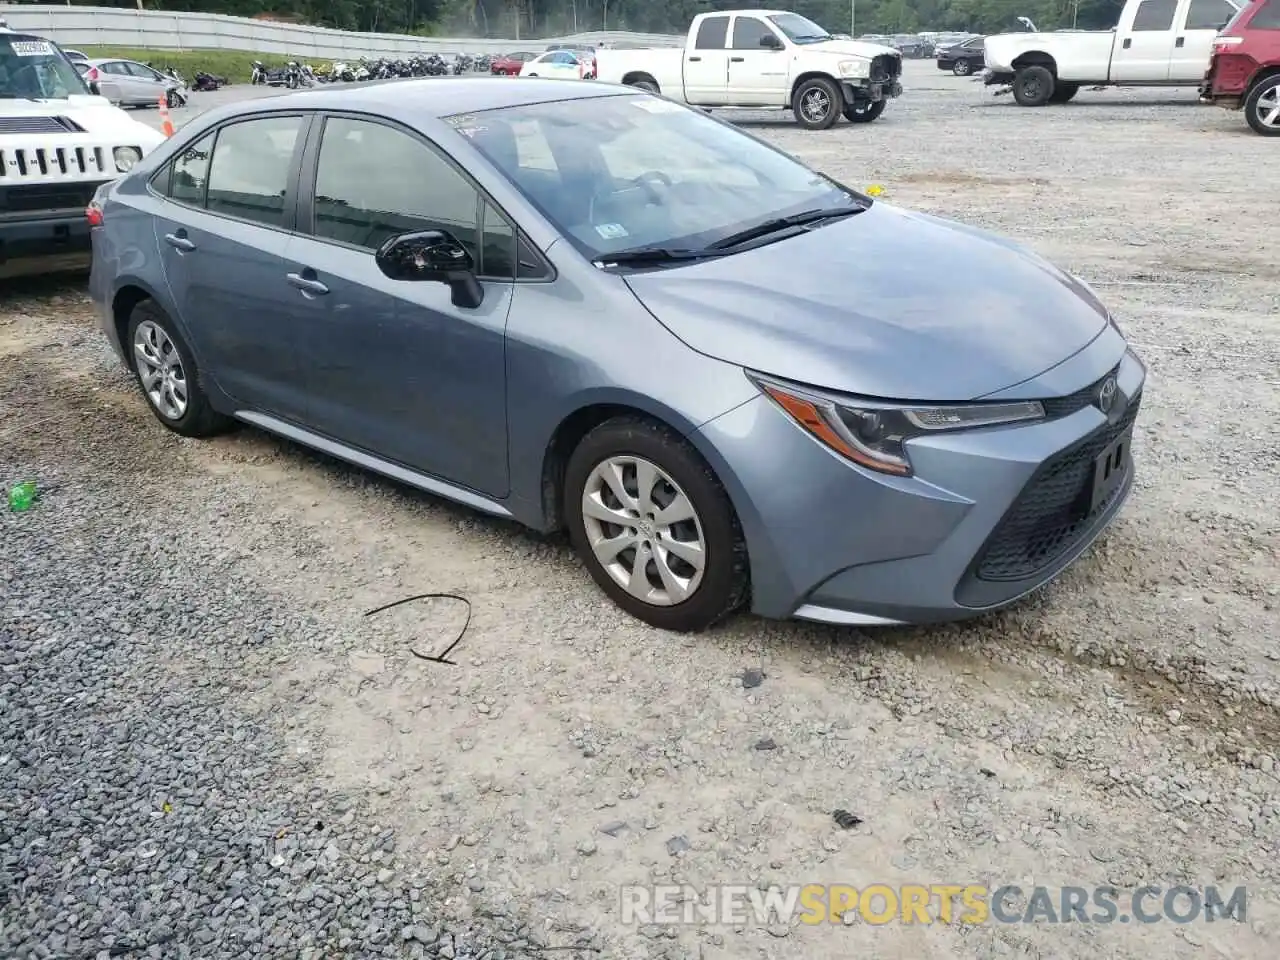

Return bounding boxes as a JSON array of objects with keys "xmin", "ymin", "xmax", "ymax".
[{"xmin": 3, "ymin": 61, "xmax": 1279, "ymax": 960}]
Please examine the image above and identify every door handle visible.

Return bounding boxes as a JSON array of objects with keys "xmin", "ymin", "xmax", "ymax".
[
  {"xmin": 688, "ymin": 56, "xmax": 702, "ymax": 62},
  {"xmin": 286, "ymin": 272, "xmax": 329, "ymax": 296},
  {"xmin": 163, "ymin": 232, "xmax": 195, "ymax": 252},
  {"xmin": 1122, "ymin": 37, "xmax": 1132, "ymax": 49},
  {"xmin": 730, "ymin": 56, "xmax": 745, "ymax": 62},
  {"xmin": 1175, "ymin": 36, "xmax": 1185, "ymax": 47}
]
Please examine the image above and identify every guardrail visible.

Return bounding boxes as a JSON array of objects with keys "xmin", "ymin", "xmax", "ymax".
[{"xmin": 0, "ymin": 5, "xmax": 684, "ymax": 58}]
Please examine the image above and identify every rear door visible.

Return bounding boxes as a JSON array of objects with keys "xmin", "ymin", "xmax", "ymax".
[
  {"xmin": 1112, "ymin": 0, "xmax": 1180, "ymax": 81},
  {"xmin": 726, "ymin": 14, "xmax": 790, "ymax": 105},
  {"xmin": 99, "ymin": 61, "xmax": 143, "ymax": 103},
  {"xmin": 1170, "ymin": 0, "xmax": 1240, "ymax": 79},
  {"xmin": 152, "ymin": 113, "xmax": 312, "ymax": 421},
  {"xmin": 685, "ymin": 15, "xmax": 731, "ymax": 104}
]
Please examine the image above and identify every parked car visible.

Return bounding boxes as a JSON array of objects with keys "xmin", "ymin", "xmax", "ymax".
[
  {"xmin": 88, "ymin": 79, "xmax": 1146, "ymax": 632},
  {"xmin": 61, "ymin": 47, "xmax": 88, "ymax": 63},
  {"xmin": 594, "ymin": 9, "xmax": 903, "ymax": 129},
  {"xmin": 519, "ymin": 49, "xmax": 593, "ymax": 79},
  {"xmin": 936, "ymin": 36, "xmax": 987, "ymax": 75},
  {"xmin": 81, "ymin": 57, "xmax": 185, "ymax": 107},
  {"xmin": 1199, "ymin": 0, "xmax": 1280, "ymax": 134},
  {"xmin": 984, "ymin": 0, "xmax": 1243, "ymax": 104},
  {"xmin": 0, "ymin": 29, "xmax": 164, "ymax": 279},
  {"xmin": 491, "ymin": 51, "xmax": 538, "ymax": 76}
]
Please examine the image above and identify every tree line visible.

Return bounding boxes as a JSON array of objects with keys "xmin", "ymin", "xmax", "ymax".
[{"xmin": 82, "ymin": 0, "xmax": 1128, "ymax": 39}]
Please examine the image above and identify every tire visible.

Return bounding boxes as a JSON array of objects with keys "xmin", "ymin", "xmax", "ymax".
[
  {"xmin": 165, "ymin": 88, "xmax": 180, "ymax": 108},
  {"xmin": 564, "ymin": 416, "xmax": 749, "ymax": 633},
  {"xmin": 1049, "ymin": 82, "xmax": 1079, "ymax": 103},
  {"xmin": 792, "ymin": 76, "xmax": 843, "ymax": 130},
  {"xmin": 125, "ymin": 300, "xmax": 232, "ymax": 438},
  {"xmin": 1012, "ymin": 65, "xmax": 1055, "ymax": 106},
  {"xmin": 629, "ymin": 78, "xmax": 660, "ymax": 94},
  {"xmin": 843, "ymin": 98, "xmax": 886, "ymax": 123},
  {"xmin": 953, "ymin": 59, "xmax": 972, "ymax": 76},
  {"xmin": 1245, "ymin": 75, "xmax": 1280, "ymax": 136}
]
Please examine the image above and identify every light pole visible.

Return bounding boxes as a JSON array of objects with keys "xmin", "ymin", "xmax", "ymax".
[{"xmin": 850, "ymin": 0, "xmax": 856, "ymax": 36}]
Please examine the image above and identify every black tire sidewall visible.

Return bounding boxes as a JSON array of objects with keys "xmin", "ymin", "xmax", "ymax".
[
  {"xmin": 125, "ymin": 302, "xmax": 221, "ymax": 436},
  {"xmin": 843, "ymin": 98, "xmax": 886, "ymax": 123},
  {"xmin": 632, "ymin": 79, "xmax": 659, "ymax": 93},
  {"xmin": 794, "ymin": 78, "xmax": 842, "ymax": 129},
  {"xmin": 564, "ymin": 418, "xmax": 746, "ymax": 632},
  {"xmin": 1245, "ymin": 77, "xmax": 1280, "ymax": 136},
  {"xmin": 1013, "ymin": 65, "xmax": 1054, "ymax": 106}
]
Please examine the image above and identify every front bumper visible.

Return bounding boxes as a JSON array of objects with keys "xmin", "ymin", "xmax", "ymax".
[
  {"xmin": 843, "ymin": 79, "xmax": 904, "ymax": 103},
  {"xmin": 0, "ymin": 209, "xmax": 93, "ymax": 278},
  {"xmin": 694, "ymin": 337, "xmax": 1146, "ymax": 626}
]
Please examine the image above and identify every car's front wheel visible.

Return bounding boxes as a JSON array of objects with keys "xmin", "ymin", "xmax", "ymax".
[
  {"xmin": 564, "ymin": 417, "xmax": 749, "ymax": 632},
  {"xmin": 126, "ymin": 300, "xmax": 232, "ymax": 438},
  {"xmin": 793, "ymin": 77, "xmax": 843, "ymax": 130}
]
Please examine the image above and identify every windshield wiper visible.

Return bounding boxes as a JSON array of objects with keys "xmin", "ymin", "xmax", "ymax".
[
  {"xmin": 594, "ymin": 246, "xmax": 723, "ymax": 267},
  {"xmin": 707, "ymin": 205, "xmax": 866, "ymax": 251}
]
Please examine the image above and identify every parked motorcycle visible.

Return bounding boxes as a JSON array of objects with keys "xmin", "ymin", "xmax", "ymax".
[{"xmin": 250, "ymin": 60, "xmax": 307, "ymax": 88}]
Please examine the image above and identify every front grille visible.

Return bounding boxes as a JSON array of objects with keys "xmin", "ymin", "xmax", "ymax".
[
  {"xmin": 871, "ymin": 54, "xmax": 902, "ymax": 82},
  {"xmin": 973, "ymin": 393, "xmax": 1141, "ymax": 582},
  {"xmin": 1040, "ymin": 364, "xmax": 1120, "ymax": 419},
  {"xmin": 0, "ymin": 116, "xmax": 85, "ymax": 135},
  {"xmin": 0, "ymin": 145, "xmax": 108, "ymax": 181},
  {"xmin": 0, "ymin": 179, "xmax": 107, "ymax": 213}
]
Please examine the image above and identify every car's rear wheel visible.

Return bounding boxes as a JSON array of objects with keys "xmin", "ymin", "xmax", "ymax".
[
  {"xmin": 843, "ymin": 98, "xmax": 886, "ymax": 123},
  {"xmin": 793, "ymin": 77, "xmax": 842, "ymax": 130},
  {"xmin": 628, "ymin": 78, "xmax": 660, "ymax": 93},
  {"xmin": 1012, "ymin": 65, "xmax": 1055, "ymax": 106},
  {"xmin": 953, "ymin": 59, "xmax": 972, "ymax": 76},
  {"xmin": 1245, "ymin": 75, "xmax": 1280, "ymax": 136},
  {"xmin": 564, "ymin": 417, "xmax": 749, "ymax": 632},
  {"xmin": 126, "ymin": 300, "xmax": 232, "ymax": 438}
]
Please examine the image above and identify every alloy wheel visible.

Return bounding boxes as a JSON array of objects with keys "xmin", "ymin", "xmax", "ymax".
[
  {"xmin": 1255, "ymin": 85, "xmax": 1280, "ymax": 131},
  {"xmin": 133, "ymin": 319, "xmax": 188, "ymax": 420},
  {"xmin": 801, "ymin": 88, "xmax": 831, "ymax": 124},
  {"xmin": 580, "ymin": 455, "xmax": 706, "ymax": 606}
]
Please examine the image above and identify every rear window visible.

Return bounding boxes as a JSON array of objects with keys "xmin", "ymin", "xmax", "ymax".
[{"xmin": 1249, "ymin": 0, "xmax": 1280, "ymax": 27}]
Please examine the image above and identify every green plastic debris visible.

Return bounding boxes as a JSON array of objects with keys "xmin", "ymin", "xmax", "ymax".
[{"xmin": 8, "ymin": 481, "xmax": 38, "ymax": 512}]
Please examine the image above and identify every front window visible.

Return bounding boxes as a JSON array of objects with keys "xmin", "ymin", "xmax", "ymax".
[
  {"xmin": 453, "ymin": 93, "xmax": 857, "ymax": 262},
  {"xmin": 0, "ymin": 33, "xmax": 90, "ymax": 99},
  {"xmin": 767, "ymin": 13, "xmax": 833, "ymax": 43}
]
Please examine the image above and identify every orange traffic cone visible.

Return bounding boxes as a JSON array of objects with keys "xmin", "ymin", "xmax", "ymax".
[{"xmin": 157, "ymin": 93, "xmax": 175, "ymax": 137}]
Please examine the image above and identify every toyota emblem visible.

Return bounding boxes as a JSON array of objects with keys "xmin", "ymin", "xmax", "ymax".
[{"xmin": 1098, "ymin": 377, "xmax": 1118, "ymax": 414}]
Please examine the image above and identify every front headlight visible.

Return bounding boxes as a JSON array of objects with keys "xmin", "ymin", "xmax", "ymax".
[
  {"xmin": 113, "ymin": 146, "xmax": 141, "ymax": 172},
  {"xmin": 752, "ymin": 374, "xmax": 1045, "ymax": 477},
  {"xmin": 837, "ymin": 58, "xmax": 871, "ymax": 79}
]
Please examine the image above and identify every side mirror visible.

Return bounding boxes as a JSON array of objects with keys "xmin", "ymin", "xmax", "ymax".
[
  {"xmin": 375, "ymin": 230, "xmax": 484, "ymax": 308},
  {"xmin": 759, "ymin": 33, "xmax": 784, "ymax": 50}
]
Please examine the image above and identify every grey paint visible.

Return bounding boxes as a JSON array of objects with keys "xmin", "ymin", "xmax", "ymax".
[{"xmin": 90, "ymin": 77, "xmax": 1146, "ymax": 626}]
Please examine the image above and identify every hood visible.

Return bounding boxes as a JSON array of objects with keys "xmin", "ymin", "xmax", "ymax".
[
  {"xmin": 0, "ymin": 95, "xmax": 164, "ymax": 146},
  {"xmin": 805, "ymin": 38, "xmax": 902, "ymax": 60},
  {"xmin": 622, "ymin": 203, "xmax": 1110, "ymax": 402}
]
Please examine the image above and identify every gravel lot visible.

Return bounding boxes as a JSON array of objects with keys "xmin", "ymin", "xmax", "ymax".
[{"xmin": 3, "ymin": 60, "xmax": 1278, "ymax": 959}]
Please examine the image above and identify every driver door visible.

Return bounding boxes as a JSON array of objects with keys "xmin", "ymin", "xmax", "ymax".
[{"xmin": 726, "ymin": 14, "xmax": 791, "ymax": 106}]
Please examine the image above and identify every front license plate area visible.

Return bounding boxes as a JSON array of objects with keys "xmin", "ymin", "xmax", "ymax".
[{"xmin": 1089, "ymin": 428, "xmax": 1132, "ymax": 512}]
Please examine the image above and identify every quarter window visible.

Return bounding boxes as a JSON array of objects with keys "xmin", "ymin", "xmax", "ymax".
[
  {"xmin": 165, "ymin": 131, "xmax": 214, "ymax": 206},
  {"xmin": 1132, "ymin": 0, "xmax": 1178, "ymax": 30},
  {"xmin": 203, "ymin": 115, "xmax": 303, "ymax": 228}
]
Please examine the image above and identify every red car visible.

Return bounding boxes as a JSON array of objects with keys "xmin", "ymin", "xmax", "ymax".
[
  {"xmin": 491, "ymin": 51, "xmax": 537, "ymax": 76},
  {"xmin": 1200, "ymin": 0, "xmax": 1280, "ymax": 135}
]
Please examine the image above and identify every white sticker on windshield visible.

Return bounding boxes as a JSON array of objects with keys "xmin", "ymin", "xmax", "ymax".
[
  {"xmin": 11, "ymin": 40, "xmax": 56, "ymax": 57},
  {"xmin": 595, "ymin": 223, "xmax": 629, "ymax": 239},
  {"xmin": 630, "ymin": 97, "xmax": 684, "ymax": 113}
]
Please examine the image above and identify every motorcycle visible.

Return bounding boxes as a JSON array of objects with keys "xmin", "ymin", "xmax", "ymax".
[
  {"xmin": 250, "ymin": 60, "xmax": 305, "ymax": 88},
  {"xmin": 192, "ymin": 71, "xmax": 225, "ymax": 92}
]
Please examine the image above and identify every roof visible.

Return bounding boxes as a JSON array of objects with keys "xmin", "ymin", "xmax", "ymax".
[{"xmin": 204, "ymin": 77, "xmax": 633, "ymax": 125}]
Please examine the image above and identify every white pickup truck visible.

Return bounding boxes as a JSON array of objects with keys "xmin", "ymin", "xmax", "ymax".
[
  {"xmin": 593, "ymin": 9, "xmax": 904, "ymax": 129},
  {"xmin": 1, "ymin": 28, "xmax": 164, "ymax": 279},
  {"xmin": 983, "ymin": 0, "xmax": 1242, "ymax": 105}
]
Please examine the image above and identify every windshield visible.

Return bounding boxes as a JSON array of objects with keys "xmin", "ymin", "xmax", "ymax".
[
  {"xmin": 452, "ymin": 94, "xmax": 856, "ymax": 262},
  {"xmin": 0, "ymin": 34, "xmax": 89, "ymax": 99},
  {"xmin": 767, "ymin": 13, "xmax": 833, "ymax": 43}
]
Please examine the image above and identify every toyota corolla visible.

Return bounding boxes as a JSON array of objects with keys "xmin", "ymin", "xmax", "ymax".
[{"xmin": 88, "ymin": 79, "xmax": 1145, "ymax": 632}]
